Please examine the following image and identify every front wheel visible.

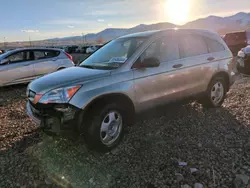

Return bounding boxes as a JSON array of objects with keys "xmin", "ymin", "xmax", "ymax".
[
  {"xmin": 200, "ymin": 77, "xmax": 227, "ymax": 108},
  {"xmin": 82, "ymin": 103, "xmax": 126, "ymax": 152}
]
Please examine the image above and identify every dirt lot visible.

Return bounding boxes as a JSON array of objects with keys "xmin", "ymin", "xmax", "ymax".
[{"xmin": 1, "ymin": 75, "xmax": 250, "ymax": 188}]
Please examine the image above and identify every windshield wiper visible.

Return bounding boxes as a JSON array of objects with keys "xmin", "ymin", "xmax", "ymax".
[{"xmin": 80, "ymin": 65, "xmax": 97, "ymax": 69}]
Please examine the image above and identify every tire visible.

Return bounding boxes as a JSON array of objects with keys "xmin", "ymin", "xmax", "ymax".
[
  {"xmin": 82, "ymin": 103, "xmax": 126, "ymax": 152},
  {"xmin": 200, "ymin": 76, "xmax": 227, "ymax": 108}
]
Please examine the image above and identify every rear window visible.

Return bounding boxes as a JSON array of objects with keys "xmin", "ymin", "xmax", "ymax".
[
  {"xmin": 34, "ymin": 50, "xmax": 60, "ymax": 60},
  {"xmin": 179, "ymin": 34, "xmax": 208, "ymax": 58},
  {"xmin": 205, "ymin": 37, "xmax": 225, "ymax": 53}
]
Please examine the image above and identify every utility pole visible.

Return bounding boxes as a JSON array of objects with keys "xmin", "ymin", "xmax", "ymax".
[
  {"xmin": 29, "ymin": 36, "xmax": 31, "ymax": 47},
  {"xmin": 3, "ymin": 37, "xmax": 6, "ymax": 49},
  {"xmin": 81, "ymin": 33, "xmax": 84, "ymax": 45}
]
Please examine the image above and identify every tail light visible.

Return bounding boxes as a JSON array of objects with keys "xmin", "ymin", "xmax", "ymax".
[{"xmin": 64, "ymin": 52, "xmax": 74, "ymax": 63}]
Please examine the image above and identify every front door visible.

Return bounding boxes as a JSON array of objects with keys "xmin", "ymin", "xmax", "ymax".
[{"xmin": 133, "ymin": 33, "xmax": 188, "ymax": 111}]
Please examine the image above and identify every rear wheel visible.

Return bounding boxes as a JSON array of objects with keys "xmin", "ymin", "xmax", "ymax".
[
  {"xmin": 200, "ymin": 76, "xmax": 227, "ymax": 108},
  {"xmin": 82, "ymin": 103, "xmax": 126, "ymax": 152}
]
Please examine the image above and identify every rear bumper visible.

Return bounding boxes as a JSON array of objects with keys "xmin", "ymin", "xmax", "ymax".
[{"xmin": 26, "ymin": 101, "xmax": 80, "ymax": 134}]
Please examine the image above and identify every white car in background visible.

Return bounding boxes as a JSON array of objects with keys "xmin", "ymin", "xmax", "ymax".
[
  {"xmin": 0, "ymin": 48, "xmax": 75, "ymax": 86},
  {"xmin": 86, "ymin": 44, "xmax": 103, "ymax": 54},
  {"xmin": 86, "ymin": 46, "xmax": 98, "ymax": 54}
]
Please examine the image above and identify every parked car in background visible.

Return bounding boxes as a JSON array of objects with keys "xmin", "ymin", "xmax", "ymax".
[
  {"xmin": 223, "ymin": 31, "xmax": 250, "ymax": 56},
  {"xmin": 76, "ymin": 46, "xmax": 88, "ymax": 53},
  {"xmin": 0, "ymin": 48, "xmax": 74, "ymax": 86},
  {"xmin": 86, "ymin": 45, "xmax": 97, "ymax": 54},
  {"xmin": 5, "ymin": 48, "xmax": 15, "ymax": 52},
  {"xmin": 86, "ymin": 44, "xmax": 103, "ymax": 54},
  {"xmin": 27, "ymin": 29, "xmax": 236, "ymax": 152},
  {"xmin": 65, "ymin": 45, "xmax": 78, "ymax": 53},
  {"xmin": 237, "ymin": 45, "xmax": 250, "ymax": 74}
]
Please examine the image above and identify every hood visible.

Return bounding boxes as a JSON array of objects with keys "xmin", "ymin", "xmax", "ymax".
[{"xmin": 29, "ymin": 67, "xmax": 110, "ymax": 93}]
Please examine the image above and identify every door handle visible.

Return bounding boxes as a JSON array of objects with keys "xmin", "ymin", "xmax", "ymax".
[
  {"xmin": 207, "ymin": 57, "xmax": 215, "ymax": 61},
  {"xmin": 173, "ymin": 64, "xmax": 183, "ymax": 68}
]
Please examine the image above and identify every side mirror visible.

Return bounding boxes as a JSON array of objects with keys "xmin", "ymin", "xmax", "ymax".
[
  {"xmin": 141, "ymin": 57, "xmax": 160, "ymax": 68},
  {"xmin": 0, "ymin": 59, "xmax": 9, "ymax": 65}
]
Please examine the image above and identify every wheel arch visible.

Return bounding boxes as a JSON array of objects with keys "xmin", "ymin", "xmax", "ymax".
[
  {"xmin": 78, "ymin": 93, "xmax": 136, "ymax": 129},
  {"xmin": 210, "ymin": 71, "xmax": 230, "ymax": 91}
]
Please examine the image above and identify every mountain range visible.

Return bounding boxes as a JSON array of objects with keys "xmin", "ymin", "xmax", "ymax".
[{"xmin": 47, "ymin": 12, "xmax": 250, "ymax": 44}]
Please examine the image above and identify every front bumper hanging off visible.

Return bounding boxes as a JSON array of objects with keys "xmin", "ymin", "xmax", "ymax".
[{"xmin": 26, "ymin": 101, "xmax": 79, "ymax": 134}]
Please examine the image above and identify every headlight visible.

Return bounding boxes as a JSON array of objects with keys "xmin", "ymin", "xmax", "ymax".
[{"xmin": 35, "ymin": 85, "xmax": 81, "ymax": 104}]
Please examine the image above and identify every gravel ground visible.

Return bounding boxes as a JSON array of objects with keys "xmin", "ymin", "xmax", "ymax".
[{"xmin": 1, "ymin": 75, "xmax": 250, "ymax": 188}]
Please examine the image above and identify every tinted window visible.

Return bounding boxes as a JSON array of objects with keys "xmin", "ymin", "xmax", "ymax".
[
  {"xmin": 34, "ymin": 50, "xmax": 59, "ymax": 60},
  {"xmin": 179, "ymin": 34, "xmax": 208, "ymax": 58},
  {"xmin": 7, "ymin": 51, "xmax": 34, "ymax": 63},
  {"xmin": 205, "ymin": 37, "xmax": 225, "ymax": 53},
  {"xmin": 8, "ymin": 52, "xmax": 26, "ymax": 63},
  {"xmin": 141, "ymin": 36, "xmax": 179, "ymax": 62}
]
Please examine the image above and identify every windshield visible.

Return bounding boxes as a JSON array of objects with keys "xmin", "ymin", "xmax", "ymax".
[{"xmin": 79, "ymin": 37, "xmax": 146, "ymax": 69}]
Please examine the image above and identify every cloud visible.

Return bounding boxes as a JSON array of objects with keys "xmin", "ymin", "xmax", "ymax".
[
  {"xmin": 68, "ymin": 25, "xmax": 75, "ymax": 28},
  {"xmin": 43, "ymin": 19, "xmax": 85, "ymax": 25},
  {"xmin": 97, "ymin": 19, "xmax": 105, "ymax": 22},
  {"xmin": 21, "ymin": 29, "xmax": 39, "ymax": 33},
  {"xmin": 108, "ymin": 23, "xmax": 113, "ymax": 26}
]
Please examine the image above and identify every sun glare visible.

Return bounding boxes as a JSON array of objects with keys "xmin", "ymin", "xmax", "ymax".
[{"xmin": 165, "ymin": 0, "xmax": 191, "ymax": 25}]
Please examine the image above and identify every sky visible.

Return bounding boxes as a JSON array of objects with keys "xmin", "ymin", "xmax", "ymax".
[{"xmin": 0, "ymin": 0, "xmax": 250, "ymax": 42}]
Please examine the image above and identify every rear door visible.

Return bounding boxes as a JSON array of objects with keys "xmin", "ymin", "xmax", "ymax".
[
  {"xmin": 33, "ymin": 49, "xmax": 60, "ymax": 76},
  {"xmin": 177, "ymin": 32, "xmax": 218, "ymax": 95},
  {"xmin": 0, "ymin": 50, "xmax": 35, "ymax": 85}
]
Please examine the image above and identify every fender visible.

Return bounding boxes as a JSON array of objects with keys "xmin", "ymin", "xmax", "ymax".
[{"xmin": 69, "ymin": 79, "xmax": 135, "ymax": 110}]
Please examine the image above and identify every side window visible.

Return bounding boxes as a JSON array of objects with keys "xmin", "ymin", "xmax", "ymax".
[
  {"xmin": 179, "ymin": 34, "xmax": 208, "ymax": 58},
  {"xmin": 141, "ymin": 36, "xmax": 179, "ymax": 63},
  {"xmin": 8, "ymin": 52, "xmax": 26, "ymax": 63},
  {"xmin": 205, "ymin": 37, "xmax": 225, "ymax": 53},
  {"xmin": 34, "ymin": 51, "xmax": 45, "ymax": 60},
  {"xmin": 34, "ymin": 50, "xmax": 59, "ymax": 60}
]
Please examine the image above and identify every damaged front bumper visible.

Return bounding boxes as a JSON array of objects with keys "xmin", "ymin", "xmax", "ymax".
[{"xmin": 26, "ymin": 101, "xmax": 80, "ymax": 134}]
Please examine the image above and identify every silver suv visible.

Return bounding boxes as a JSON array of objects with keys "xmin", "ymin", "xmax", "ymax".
[{"xmin": 26, "ymin": 29, "xmax": 236, "ymax": 152}]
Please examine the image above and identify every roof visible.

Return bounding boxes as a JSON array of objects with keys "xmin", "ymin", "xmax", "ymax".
[
  {"xmin": 119, "ymin": 30, "xmax": 161, "ymax": 38},
  {"xmin": 0, "ymin": 47, "xmax": 63, "ymax": 59},
  {"xmin": 118, "ymin": 28, "xmax": 218, "ymax": 39},
  {"xmin": 12, "ymin": 47, "xmax": 63, "ymax": 52}
]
